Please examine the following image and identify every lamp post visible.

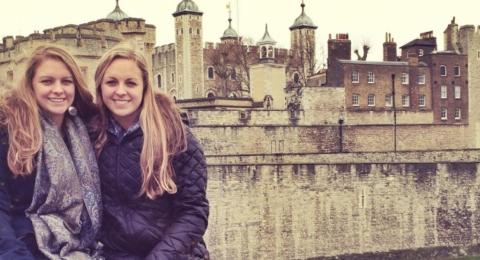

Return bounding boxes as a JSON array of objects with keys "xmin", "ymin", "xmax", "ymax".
[
  {"xmin": 391, "ymin": 74, "xmax": 397, "ymax": 152},
  {"xmin": 338, "ymin": 114, "xmax": 345, "ymax": 153}
]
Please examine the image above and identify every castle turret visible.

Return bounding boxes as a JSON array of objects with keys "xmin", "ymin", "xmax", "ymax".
[
  {"xmin": 289, "ymin": 0, "xmax": 317, "ymax": 76},
  {"xmin": 173, "ymin": 0, "xmax": 205, "ymax": 99},
  {"xmin": 383, "ymin": 32, "xmax": 397, "ymax": 61},
  {"xmin": 257, "ymin": 24, "xmax": 276, "ymax": 62},
  {"xmin": 444, "ymin": 17, "xmax": 459, "ymax": 52}
]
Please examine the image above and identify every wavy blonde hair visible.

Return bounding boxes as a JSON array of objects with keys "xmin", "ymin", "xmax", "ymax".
[
  {"xmin": 93, "ymin": 47, "xmax": 186, "ymax": 199},
  {"xmin": 0, "ymin": 45, "xmax": 96, "ymax": 176}
]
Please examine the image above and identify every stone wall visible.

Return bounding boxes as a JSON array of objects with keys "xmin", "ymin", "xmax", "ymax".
[
  {"xmin": 191, "ymin": 124, "xmax": 472, "ymax": 156},
  {"xmin": 204, "ymin": 150, "xmax": 480, "ymax": 259}
]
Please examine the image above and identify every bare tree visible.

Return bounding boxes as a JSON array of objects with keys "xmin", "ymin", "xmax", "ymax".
[
  {"xmin": 354, "ymin": 43, "xmax": 371, "ymax": 61},
  {"xmin": 211, "ymin": 39, "xmax": 252, "ymax": 97}
]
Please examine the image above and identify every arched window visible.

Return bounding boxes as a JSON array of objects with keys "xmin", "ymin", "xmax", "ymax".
[
  {"xmin": 261, "ymin": 46, "xmax": 267, "ymax": 59},
  {"xmin": 157, "ymin": 74, "xmax": 162, "ymax": 88},
  {"xmin": 267, "ymin": 46, "xmax": 274, "ymax": 58},
  {"xmin": 207, "ymin": 67, "xmax": 214, "ymax": 79},
  {"xmin": 293, "ymin": 72, "xmax": 300, "ymax": 84},
  {"xmin": 206, "ymin": 91, "xmax": 215, "ymax": 98}
]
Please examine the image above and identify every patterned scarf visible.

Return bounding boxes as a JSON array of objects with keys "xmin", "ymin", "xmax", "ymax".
[{"xmin": 26, "ymin": 114, "xmax": 102, "ymax": 260}]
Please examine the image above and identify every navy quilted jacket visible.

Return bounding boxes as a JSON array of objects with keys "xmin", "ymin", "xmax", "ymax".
[{"xmin": 98, "ymin": 127, "xmax": 209, "ymax": 260}]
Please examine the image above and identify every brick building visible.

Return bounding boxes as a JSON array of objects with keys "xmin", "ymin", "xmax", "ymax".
[{"xmin": 327, "ymin": 30, "xmax": 467, "ymax": 125}]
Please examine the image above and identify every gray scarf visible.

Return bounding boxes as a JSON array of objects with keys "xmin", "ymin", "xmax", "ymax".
[{"xmin": 26, "ymin": 114, "xmax": 102, "ymax": 260}]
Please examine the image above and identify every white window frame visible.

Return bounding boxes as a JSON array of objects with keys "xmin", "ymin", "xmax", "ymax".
[
  {"xmin": 419, "ymin": 49, "xmax": 424, "ymax": 56},
  {"xmin": 454, "ymin": 66, "xmax": 461, "ymax": 77},
  {"xmin": 455, "ymin": 86, "xmax": 461, "ymax": 99},
  {"xmin": 402, "ymin": 95, "xmax": 410, "ymax": 107},
  {"xmin": 455, "ymin": 108, "xmax": 461, "ymax": 120},
  {"xmin": 352, "ymin": 94, "xmax": 360, "ymax": 106},
  {"xmin": 367, "ymin": 72, "xmax": 375, "ymax": 84},
  {"xmin": 352, "ymin": 71, "xmax": 360, "ymax": 83},
  {"xmin": 441, "ymin": 85, "xmax": 447, "ymax": 99},
  {"xmin": 367, "ymin": 94, "xmax": 375, "ymax": 107},
  {"xmin": 441, "ymin": 107, "xmax": 448, "ymax": 120},
  {"xmin": 385, "ymin": 95, "xmax": 393, "ymax": 107},
  {"xmin": 401, "ymin": 73, "xmax": 409, "ymax": 85},
  {"xmin": 419, "ymin": 95, "xmax": 426, "ymax": 107},
  {"xmin": 440, "ymin": 65, "xmax": 447, "ymax": 77},
  {"xmin": 417, "ymin": 74, "xmax": 426, "ymax": 85}
]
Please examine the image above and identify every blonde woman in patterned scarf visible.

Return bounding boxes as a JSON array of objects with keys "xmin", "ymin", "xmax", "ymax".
[{"xmin": 0, "ymin": 45, "xmax": 102, "ymax": 259}]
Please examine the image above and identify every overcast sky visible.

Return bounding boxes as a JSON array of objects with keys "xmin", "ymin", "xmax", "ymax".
[{"xmin": 1, "ymin": 0, "xmax": 479, "ymax": 62}]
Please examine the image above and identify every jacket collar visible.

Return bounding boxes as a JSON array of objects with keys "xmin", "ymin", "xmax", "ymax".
[{"xmin": 107, "ymin": 116, "xmax": 141, "ymax": 142}]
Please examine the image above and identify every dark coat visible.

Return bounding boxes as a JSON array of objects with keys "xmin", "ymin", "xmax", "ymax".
[
  {"xmin": 0, "ymin": 131, "xmax": 44, "ymax": 260},
  {"xmin": 98, "ymin": 127, "xmax": 209, "ymax": 260}
]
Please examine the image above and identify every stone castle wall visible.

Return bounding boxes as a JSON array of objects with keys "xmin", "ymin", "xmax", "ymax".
[
  {"xmin": 0, "ymin": 18, "xmax": 155, "ymax": 93},
  {"xmin": 205, "ymin": 150, "xmax": 480, "ymax": 259}
]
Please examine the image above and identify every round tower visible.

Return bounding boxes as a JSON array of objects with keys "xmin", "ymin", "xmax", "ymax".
[
  {"xmin": 289, "ymin": 0, "xmax": 317, "ymax": 76},
  {"xmin": 173, "ymin": 0, "xmax": 205, "ymax": 99}
]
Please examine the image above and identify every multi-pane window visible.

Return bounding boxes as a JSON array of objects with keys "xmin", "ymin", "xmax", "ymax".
[
  {"xmin": 367, "ymin": 72, "xmax": 375, "ymax": 84},
  {"xmin": 455, "ymin": 108, "xmax": 461, "ymax": 120},
  {"xmin": 402, "ymin": 95, "xmax": 410, "ymax": 107},
  {"xmin": 385, "ymin": 95, "xmax": 393, "ymax": 107},
  {"xmin": 440, "ymin": 65, "xmax": 447, "ymax": 76},
  {"xmin": 352, "ymin": 71, "xmax": 360, "ymax": 83},
  {"xmin": 401, "ymin": 73, "xmax": 409, "ymax": 85},
  {"xmin": 454, "ymin": 66, "xmax": 461, "ymax": 77},
  {"xmin": 417, "ymin": 74, "xmax": 426, "ymax": 85},
  {"xmin": 441, "ymin": 85, "xmax": 447, "ymax": 99},
  {"xmin": 419, "ymin": 95, "xmax": 426, "ymax": 107},
  {"xmin": 352, "ymin": 94, "xmax": 360, "ymax": 106},
  {"xmin": 441, "ymin": 107, "xmax": 448, "ymax": 120},
  {"xmin": 455, "ymin": 86, "xmax": 461, "ymax": 99},
  {"xmin": 367, "ymin": 94, "xmax": 375, "ymax": 106}
]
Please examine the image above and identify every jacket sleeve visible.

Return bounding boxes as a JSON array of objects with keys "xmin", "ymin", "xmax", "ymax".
[
  {"xmin": 0, "ymin": 134, "xmax": 36, "ymax": 260},
  {"xmin": 146, "ymin": 131, "xmax": 209, "ymax": 260}
]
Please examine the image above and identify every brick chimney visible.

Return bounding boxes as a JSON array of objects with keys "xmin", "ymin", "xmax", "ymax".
[
  {"xmin": 383, "ymin": 32, "xmax": 397, "ymax": 61},
  {"xmin": 327, "ymin": 33, "xmax": 351, "ymax": 86}
]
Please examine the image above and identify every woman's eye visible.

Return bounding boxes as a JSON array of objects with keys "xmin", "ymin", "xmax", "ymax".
[
  {"xmin": 126, "ymin": 81, "xmax": 137, "ymax": 87},
  {"xmin": 62, "ymin": 79, "xmax": 73, "ymax": 85},
  {"xmin": 41, "ymin": 79, "xmax": 53, "ymax": 85},
  {"xmin": 105, "ymin": 80, "xmax": 117, "ymax": 86}
]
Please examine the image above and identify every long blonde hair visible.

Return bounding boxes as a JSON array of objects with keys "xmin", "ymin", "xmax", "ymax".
[
  {"xmin": 93, "ymin": 47, "xmax": 186, "ymax": 199},
  {"xmin": 0, "ymin": 45, "xmax": 96, "ymax": 176}
]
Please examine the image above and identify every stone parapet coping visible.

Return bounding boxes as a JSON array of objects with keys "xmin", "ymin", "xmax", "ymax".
[{"xmin": 206, "ymin": 149, "xmax": 480, "ymax": 166}]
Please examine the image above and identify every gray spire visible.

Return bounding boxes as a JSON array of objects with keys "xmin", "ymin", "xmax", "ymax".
[
  {"xmin": 106, "ymin": 0, "xmax": 129, "ymax": 21},
  {"xmin": 221, "ymin": 5, "xmax": 238, "ymax": 40},
  {"xmin": 258, "ymin": 24, "xmax": 276, "ymax": 45},
  {"xmin": 289, "ymin": 1, "xmax": 317, "ymax": 30},
  {"xmin": 173, "ymin": 0, "xmax": 202, "ymax": 17}
]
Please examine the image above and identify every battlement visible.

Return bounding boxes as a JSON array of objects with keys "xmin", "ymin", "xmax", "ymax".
[
  {"xmin": 0, "ymin": 17, "xmax": 155, "ymax": 53},
  {"xmin": 155, "ymin": 43, "xmax": 175, "ymax": 54}
]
